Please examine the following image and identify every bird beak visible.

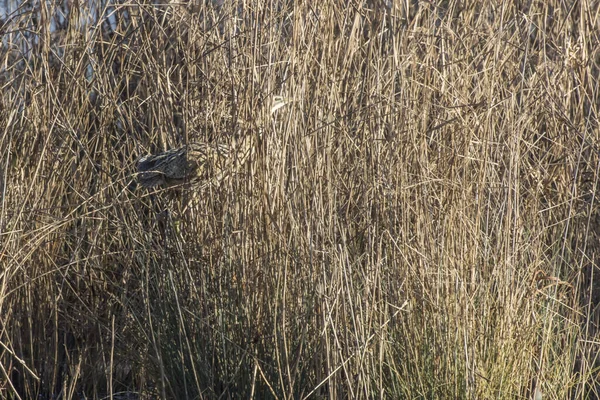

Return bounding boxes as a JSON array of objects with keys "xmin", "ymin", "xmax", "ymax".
[{"xmin": 270, "ymin": 95, "xmax": 292, "ymax": 115}]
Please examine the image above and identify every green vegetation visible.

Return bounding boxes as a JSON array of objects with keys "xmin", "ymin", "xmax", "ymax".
[{"xmin": 1, "ymin": 0, "xmax": 599, "ymax": 398}]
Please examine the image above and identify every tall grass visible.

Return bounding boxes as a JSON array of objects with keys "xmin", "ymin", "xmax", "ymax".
[{"xmin": 1, "ymin": 0, "xmax": 599, "ymax": 398}]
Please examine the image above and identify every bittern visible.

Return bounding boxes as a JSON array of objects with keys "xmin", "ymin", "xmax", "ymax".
[
  {"xmin": 137, "ymin": 142, "xmax": 231, "ymax": 188},
  {"xmin": 137, "ymin": 96, "xmax": 289, "ymax": 189}
]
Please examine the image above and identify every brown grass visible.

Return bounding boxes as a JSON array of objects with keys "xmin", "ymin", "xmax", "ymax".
[{"xmin": 1, "ymin": 0, "xmax": 599, "ymax": 398}]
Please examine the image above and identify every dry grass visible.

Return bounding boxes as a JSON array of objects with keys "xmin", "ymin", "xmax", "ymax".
[{"xmin": 1, "ymin": 0, "xmax": 599, "ymax": 398}]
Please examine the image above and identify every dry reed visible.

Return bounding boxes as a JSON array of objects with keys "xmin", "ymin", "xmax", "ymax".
[{"xmin": 1, "ymin": 0, "xmax": 599, "ymax": 398}]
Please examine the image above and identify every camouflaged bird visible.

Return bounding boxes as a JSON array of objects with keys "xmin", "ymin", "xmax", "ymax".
[
  {"xmin": 137, "ymin": 142, "xmax": 231, "ymax": 188},
  {"xmin": 137, "ymin": 96, "xmax": 290, "ymax": 189}
]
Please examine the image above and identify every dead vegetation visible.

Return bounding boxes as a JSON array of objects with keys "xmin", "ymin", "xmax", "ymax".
[{"xmin": 1, "ymin": 0, "xmax": 600, "ymax": 398}]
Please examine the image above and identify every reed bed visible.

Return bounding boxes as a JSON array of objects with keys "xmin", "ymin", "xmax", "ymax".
[{"xmin": 1, "ymin": 0, "xmax": 599, "ymax": 398}]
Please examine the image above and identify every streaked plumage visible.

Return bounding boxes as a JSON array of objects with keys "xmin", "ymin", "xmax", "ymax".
[
  {"xmin": 137, "ymin": 142, "xmax": 231, "ymax": 188},
  {"xmin": 137, "ymin": 96, "xmax": 290, "ymax": 189}
]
